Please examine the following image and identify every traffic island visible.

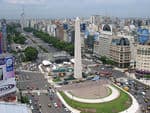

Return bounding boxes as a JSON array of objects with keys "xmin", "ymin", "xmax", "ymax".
[{"xmin": 59, "ymin": 86, "xmax": 132, "ymax": 113}]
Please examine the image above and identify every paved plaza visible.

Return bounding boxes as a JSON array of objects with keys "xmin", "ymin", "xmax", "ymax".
[{"xmin": 58, "ymin": 80, "xmax": 111, "ymax": 99}]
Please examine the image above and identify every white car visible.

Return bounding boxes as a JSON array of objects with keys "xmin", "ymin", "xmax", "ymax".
[
  {"xmin": 53, "ymin": 103, "xmax": 58, "ymax": 108},
  {"xmin": 29, "ymin": 99, "xmax": 32, "ymax": 104},
  {"xmin": 64, "ymin": 107, "xmax": 69, "ymax": 111},
  {"xmin": 30, "ymin": 105, "xmax": 34, "ymax": 110}
]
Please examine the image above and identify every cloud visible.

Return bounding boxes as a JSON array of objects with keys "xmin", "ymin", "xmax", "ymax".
[{"xmin": 3, "ymin": 0, "xmax": 47, "ymax": 4}]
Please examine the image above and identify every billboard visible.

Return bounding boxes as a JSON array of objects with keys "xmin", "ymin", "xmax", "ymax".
[
  {"xmin": 0, "ymin": 78, "xmax": 17, "ymax": 97},
  {"xmin": 0, "ymin": 68, "xmax": 3, "ymax": 81},
  {"xmin": 5, "ymin": 57, "xmax": 14, "ymax": 79},
  {"xmin": 0, "ymin": 32, "xmax": 2, "ymax": 54},
  {"xmin": 0, "ymin": 56, "xmax": 14, "ymax": 81},
  {"xmin": 0, "ymin": 58, "xmax": 6, "ymax": 81}
]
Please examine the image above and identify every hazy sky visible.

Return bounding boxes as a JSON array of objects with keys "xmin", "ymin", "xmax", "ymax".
[{"xmin": 0, "ymin": 0, "xmax": 150, "ymax": 19}]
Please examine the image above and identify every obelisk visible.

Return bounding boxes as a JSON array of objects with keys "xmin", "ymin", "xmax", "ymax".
[{"xmin": 74, "ymin": 17, "xmax": 82, "ymax": 79}]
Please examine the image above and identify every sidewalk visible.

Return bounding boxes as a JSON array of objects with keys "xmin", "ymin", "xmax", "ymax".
[{"xmin": 64, "ymin": 85, "xmax": 120, "ymax": 103}]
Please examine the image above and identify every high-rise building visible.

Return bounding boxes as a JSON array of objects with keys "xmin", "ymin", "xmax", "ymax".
[
  {"xmin": 94, "ymin": 24, "xmax": 113, "ymax": 58},
  {"xmin": 0, "ymin": 32, "xmax": 2, "ymax": 54},
  {"xmin": 20, "ymin": 7, "xmax": 25, "ymax": 30},
  {"xmin": 1, "ymin": 20, "xmax": 7, "ymax": 53},
  {"xmin": 74, "ymin": 17, "xmax": 82, "ymax": 79}
]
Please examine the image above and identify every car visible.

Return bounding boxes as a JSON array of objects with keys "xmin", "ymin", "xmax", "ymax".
[
  {"xmin": 48, "ymin": 104, "xmax": 51, "ymax": 107},
  {"xmin": 53, "ymin": 103, "xmax": 58, "ymax": 108},
  {"xmin": 29, "ymin": 99, "xmax": 32, "ymax": 104},
  {"xmin": 64, "ymin": 107, "xmax": 69, "ymax": 111},
  {"xmin": 63, "ymin": 81, "xmax": 69, "ymax": 85},
  {"xmin": 147, "ymin": 105, "xmax": 150, "ymax": 110},
  {"xmin": 144, "ymin": 98, "xmax": 148, "ymax": 103},
  {"xmin": 30, "ymin": 105, "xmax": 34, "ymax": 110},
  {"xmin": 141, "ymin": 92, "xmax": 146, "ymax": 96},
  {"xmin": 92, "ymin": 75, "xmax": 100, "ymax": 81},
  {"xmin": 38, "ymin": 104, "xmax": 42, "ymax": 108}
]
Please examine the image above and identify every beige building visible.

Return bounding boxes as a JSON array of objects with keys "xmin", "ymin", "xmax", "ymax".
[
  {"xmin": 110, "ymin": 38, "xmax": 131, "ymax": 68},
  {"xmin": 136, "ymin": 44, "xmax": 150, "ymax": 73}
]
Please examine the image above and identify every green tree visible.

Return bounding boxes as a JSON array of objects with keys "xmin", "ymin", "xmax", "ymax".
[
  {"xmin": 33, "ymin": 30, "xmax": 74, "ymax": 55},
  {"xmin": 21, "ymin": 96, "xmax": 29, "ymax": 104},
  {"xmin": 24, "ymin": 47, "xmax": 38, "ymax": 61},
  {"xmin": 13, "ymin": 35, "xmax": 26, "ymax": 44},
  {"xmin": 23, "ymin": 27, "xmax": 34, "ymax": 32},
  {"xmin": 100, "ymin": 56, "xmax": 115, "ymax": 65}
]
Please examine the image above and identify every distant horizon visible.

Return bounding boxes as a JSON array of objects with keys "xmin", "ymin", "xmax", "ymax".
[
  {"xmin": 0, "ymin": 0, "xmax": 150, "ymax": 19},
  {"xmin": 1, "ymin": 15, "xmax": 150, "ymax": 20}
]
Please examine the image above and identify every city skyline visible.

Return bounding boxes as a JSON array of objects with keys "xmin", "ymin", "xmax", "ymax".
[{"xmin": 0, "ymin": 0, "xmax": 150, "ymax": 19}]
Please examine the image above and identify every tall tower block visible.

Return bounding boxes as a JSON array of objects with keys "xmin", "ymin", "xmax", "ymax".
[
  {"xmin": 74, "ymin": 17, "xmax": 82, "ymax": 79},
  {"xmin": 1, "ymin": 20, "xmax": 7, "ymax": 53}
]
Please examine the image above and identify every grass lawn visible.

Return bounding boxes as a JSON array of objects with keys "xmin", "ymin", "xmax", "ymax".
[
  {"xmin": 60, "ymin": 86, "xmax": 132, "ymax": 113},
  {"xmin": 53, "ymin": 77, "xmax": 61, "ymax": 82},
  {"xmin": 144, "ymin": 75, "xmax": 150, "ymax": 79}
]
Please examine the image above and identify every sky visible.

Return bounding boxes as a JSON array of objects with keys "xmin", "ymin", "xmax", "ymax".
[{"xmin": 0, "ymin": 0, "xmax": 150, "ymax": 19}]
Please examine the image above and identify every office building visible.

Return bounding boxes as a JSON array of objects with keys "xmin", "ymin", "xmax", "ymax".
[
  {"xmin": 94, "ymin": 24, "xmax": 113, "ymax": 58},
  {"xmin": 136, "ymin": 44, "xmax": 150, "ymax": 74},
  {"xmin": 110, "ymin": 37, "xmax": 131, "ymax": 68}
]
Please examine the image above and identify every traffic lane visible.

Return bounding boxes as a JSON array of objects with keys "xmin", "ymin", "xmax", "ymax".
[
  {"xmin": 17, "ymin": 72, "xmax": 49, "ymax": 90},
  {"xmin": 25, "ymin": 32, "xmax": 59, "ymax": 53},
  {"xmin": 17, "ymin": 80, "xmax": 49, "ymax": 90},
  {"xmin": 49, "ymin": 93, "xmax": 70, "ymax": 113},
  {"xmin": 127, "ymin": 82, "xmax": 149, "ymax": 111},
  {"xmin": 37, "ymin": 93, "xmax": 59, "ymax": 113},
  {"xmin": 27, "ymin": 94, "xmax": 40, "ymax": 113}
]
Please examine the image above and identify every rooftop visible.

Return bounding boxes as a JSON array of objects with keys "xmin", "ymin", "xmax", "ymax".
[{"xmin": 0, "ymin": 102, "xmax": 32, "ymax": 113}]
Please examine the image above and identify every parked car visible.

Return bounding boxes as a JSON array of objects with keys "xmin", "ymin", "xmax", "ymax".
[
  {"xmin": 92, "ymin": 75, "xmax": 100, "ymax": 81},
  {"xmin": 53, "ymin": 103, "xmax": 58, "ymax": 108}
]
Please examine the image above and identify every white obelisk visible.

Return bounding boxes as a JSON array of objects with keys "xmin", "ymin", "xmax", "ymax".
[{"xmin": 74, "ymin": 17, "xmax": 82, "ymax": 79}]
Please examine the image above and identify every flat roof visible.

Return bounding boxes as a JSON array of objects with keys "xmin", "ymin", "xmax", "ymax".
[{"xmin": 0, "ymin": 102, "xmax": 32, "ymax": 113}]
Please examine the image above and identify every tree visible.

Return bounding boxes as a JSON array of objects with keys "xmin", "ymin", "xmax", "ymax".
[
  {"xmin": 21, "ymin": 96, "xmax": 29, "ymax": 104},
  {"xmin": 100, "ymin": 56, "xmax": 115, "ymax": 65},
  {"xmin": 23, "ymin": 27, "xmax": 34, "ymax": 32},
  {"xmin": 24, "ymin": 47, "xmax": 38, "ymax": 61},
  {"xmin": 13, "ymin": 35, "xmax": 26, "ymax": 44},
  {"xmin": 33, "ymin": 30, "xmax": 74, "ymax": 56}
]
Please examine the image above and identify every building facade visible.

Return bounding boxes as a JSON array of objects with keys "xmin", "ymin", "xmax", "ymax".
[
  {"xmin": 94, "ymin": 24, "xmax": 113, "ymax": 58},
  {"xmin": 136, "ymin": 44, "xmax": 150, "ymax": 74},
  {"xmin": 110, "ymin": 37, "xmax": 131, "ymax": 68}
]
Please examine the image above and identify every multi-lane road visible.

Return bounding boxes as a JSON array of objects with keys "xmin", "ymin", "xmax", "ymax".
[{"xmin": 17, "ymin": 71, "xmax": 71, "ymax": 113}]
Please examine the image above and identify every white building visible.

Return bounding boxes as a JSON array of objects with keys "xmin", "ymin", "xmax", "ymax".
[
  {"xmin": 136, "ymin": 44, "xmax": 150, "ymax": 73},
  {"xmin": 47, "ymin": 24, "xmax": 56, "ymax": 37},
  {"xmin": 94, "ymin": 24, "xmax": 113, "ymax": 58},
  {"xmin": 0, "ymin": 102, "xmax": 32, "ymax": 113}
]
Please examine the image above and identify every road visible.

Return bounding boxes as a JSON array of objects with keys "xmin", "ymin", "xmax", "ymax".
[{"xmin": 17, "ymin": 71, "xmax": 70, "ymax": 113}]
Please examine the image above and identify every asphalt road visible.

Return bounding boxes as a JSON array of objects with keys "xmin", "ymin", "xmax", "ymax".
[{"xmin": 17, "ymin": 71, "xmax": 70, "ymax": 113}]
